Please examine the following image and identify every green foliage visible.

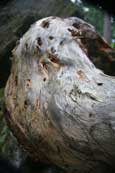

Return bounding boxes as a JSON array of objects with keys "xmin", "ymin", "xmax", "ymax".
[
  {"xmin": 0, "ymin": 88, "xmax": 11, "ymax": 154},
  {"xmin": 84, "ymin": 5, "xmax": 104, "ymax": 35},
  {"xmin": 72, "ymin": 0, "xmax": 85, "ymax": 18},
  {"xmin": 73, "ymin": 1, "xmax": 115, "ymax": 46},
  {"xmin": 73, "ymin": 1, "xmax": 104, "ymax": 35},
  {"xmin": 111, "ymin": 18, "xmax": 115, "ymax": 48},
  {"xmin": 0, "ymin": 88, "xmax": 4, "ymax": 98},
  {"xmin": 0, "ymin": 123, "xmax": 10, "ymax": 153}
]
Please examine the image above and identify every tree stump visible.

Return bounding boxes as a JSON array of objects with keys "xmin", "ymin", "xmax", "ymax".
[{"xmin": 4, "ymin": 17, "xmax": 115, "ymax": 172}]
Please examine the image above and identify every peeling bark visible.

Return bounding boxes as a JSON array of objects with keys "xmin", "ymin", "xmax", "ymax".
[{"xmin": 5, "ymin": 17, "xmax": 115, "ymax": 172}]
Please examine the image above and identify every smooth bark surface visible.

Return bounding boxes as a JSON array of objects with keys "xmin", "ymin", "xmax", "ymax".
[
  {"xmin": 103, "ymin": 12, "xmax": 112, "ymax": 43},
  {"xmin": 5, "ymin": 17, "xmax": 115, "ymax": 172}
]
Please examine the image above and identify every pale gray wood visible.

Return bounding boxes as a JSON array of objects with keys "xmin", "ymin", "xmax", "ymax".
[{"xmin": 5, "ymin": 17, "xmax": 115, "ymax": 172}]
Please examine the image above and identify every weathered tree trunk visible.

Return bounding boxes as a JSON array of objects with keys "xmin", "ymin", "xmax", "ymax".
[
  {"xmin": 103, "ymin": 12, "xmax": 112, "ymax": 44},
  {"xmin": 5, "ymin": 17, "xmax": 115, "ymax": 173},
  {"xmin": 0, "ymin": 0, "xmax": 76, "ymax": 87}
]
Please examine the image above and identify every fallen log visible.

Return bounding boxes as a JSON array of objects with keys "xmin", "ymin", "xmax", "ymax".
[{"xmin": 4, "ymin": 17, "xmax": 115, "ymax": 172}]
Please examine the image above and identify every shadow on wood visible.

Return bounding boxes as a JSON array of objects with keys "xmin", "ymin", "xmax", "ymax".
[{"xmin": 4, "ymin": 17, "xmax": 115, "ymax": 173}]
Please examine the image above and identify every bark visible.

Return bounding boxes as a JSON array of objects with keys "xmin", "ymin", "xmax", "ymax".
[
  {"xmin": 103, "ymin": 12, "xmax": 112, "ymax": 44},
  {"xmin": 5, "ymin": 17, "xmax": 115, "ymax": 173}
]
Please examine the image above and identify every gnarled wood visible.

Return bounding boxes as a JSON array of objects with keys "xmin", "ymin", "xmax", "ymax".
[
  {"xmin": 0, "ymin": 0, "xmax": 76, "ymax": 87},
  {"xmin": 5, "ymin": 17, "xmax": 115, "ymax": 172}
]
